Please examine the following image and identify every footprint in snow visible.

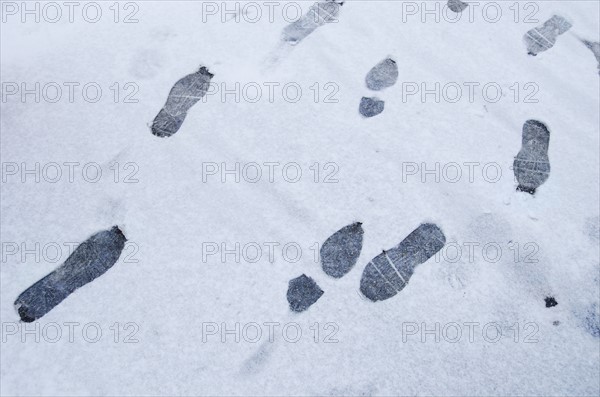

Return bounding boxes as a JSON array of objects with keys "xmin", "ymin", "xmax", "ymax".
[
  {"xmin": 359, "ymin": 58, "xmax": 398, "ymax": 118},
  {"xmin": 281, "ymin": 0, "xmax": 344, "ymax": 45},
  {"xmin": 447, "ymin": 0, "xmax": 468, "ymax": 13},
  {"xmin": 360, "ymin": 223, "xmax": 446, "ymax": 302},
  {"xmin": 582, "ymin": 303, "xmax": 600, "ymax": 337},
  {"xmin": 584, "ymin": 216, "xmax": 599, "ymax": 243},
  {"xmin": 524, "ymin": 15, "xmax": 572, "ymax": 56},
  {"xmin": 365, "ymin": 58, "xmax": 399, "ymax": 91},
  {"xmin": 286, "ymin": 222, "xmax": 363, "ymax": 312},
  {"xmin": 359, "ymin": 97, "xmax": 385, "ymax": 118},
  {"xmin": 14, "ymin": 226, "xmax": 127, "ymax": 322},
  {"xmin": 287, "ymin": 274, "xmax": 324, "ymax": 312},
  {"xmin": 513, "ymin": 120, "xmax": 551, "ymax": 194},
  {"xmin": 286, "ymin": 222, "xmax": 446, "ymax": 309},
  {"xmin": 580, "ymin": 39, "xmax": 600, "ymax": 75},
  {"xmin": 321, "ymin": 222, "xmax": 364, "ymax": 278},
  {"xmin": 151, "ymin": 66, "xmax": 214, "ymax": 138}
]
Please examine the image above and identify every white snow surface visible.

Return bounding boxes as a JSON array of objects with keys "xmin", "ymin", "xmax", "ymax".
[{"xmin": 1, "ymin": 1, "xmax": 599, "ymax": 396}]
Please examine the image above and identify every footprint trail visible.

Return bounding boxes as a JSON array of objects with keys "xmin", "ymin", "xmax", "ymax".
[{"xmin": 447, "ymin": 0, "xmax": 468, "ymax": 13}]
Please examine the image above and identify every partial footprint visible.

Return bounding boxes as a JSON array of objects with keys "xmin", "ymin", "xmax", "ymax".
[
  {"xmin": 581, "ymin": 39, "xmax": 600, "ymax": 75},
  {"xmin": 513, "ymin": 120, "xmax": 551, "ymax": 194},
  {"xmin": 151, "ymin": 66, "xmax": 214, "ymax": 138},
  {"xmin": 447, "ymin": 0, "xmax": 468, "ymax": 13},
  {"xmin": 524, "ymin": 15, "xmax": 572, "ymax": 56},
  {"xmin": 321, "ymin": 222, "xmax": 364, "ymax": 278},
  {"xmin": 359, "ymin": 97, "xmax": 384, "ymax": 118},
  {"xmin": 241, "ymin": 339, "xmax": 277, "ymax": 375},
  {"xmin": 584, "ymin": 216, "xmax": 600, "ymax": 243},
  {"xmin": 366, "ymin": 58, "xmax": 398, "ymax": 91},
  {"xmin": 360, "ymin": 223, "xmax": 446, "ymax": 302},
  {"xmin": 287, "ymin": 274, "xmax": 324, "ymax": 312},
  {"xmin": 282, "ymin": 0, "xmax": 343, "ymax": 45},
  {"xmin": 582, "ymin": 302, "xmax": 600, "ymax": 337},
  {"xmin": 14, "ymin": 226, "xmax": 127, "ymax": 322}
]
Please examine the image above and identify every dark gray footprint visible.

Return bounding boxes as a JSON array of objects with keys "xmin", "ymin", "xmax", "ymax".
[
  {"xmin": 581, "ymin": 39, "xmax": 600, "ymax": 75},
  {"xmin": 359, "ymin": 97, "xmax": 384, "ymax": 118},
  {"xmin": 282, "ymin": 0, "xmax": 343, "ymax": 45},
  {"xmin": 366, "ymin": 58, "xmax": 398, "ymax": 91},
  {"xmin": 287, "ymin": 274, "xmax": 324, "ymax": 312},
  {"xmin": 447, "ymin": 0, "xmax": 468, "ymax": 13},
  {"xmin": 360, "ymin": 57, "xmax": 397, "ymax": 117},
  {"xmin": 151, "ymin": 66, "xmax": 214, "ymax": 138},
  {"xmin": 14, "ymin": 226, "xmax": 127, "ymax": 322},
  {"xmin": 524, "ymin": 15, "xmax": 572, "ymax": 56},
  {"xmin": 360, "ymin": 223, "xmax": 446, "ymax": 302},
  {"xmin": 321, "ymin": 222, "xmax": 363, "ymax": 278},
  {"xmin": 513, "ymin": 120, "xmax": 551, "ymax": 194}
]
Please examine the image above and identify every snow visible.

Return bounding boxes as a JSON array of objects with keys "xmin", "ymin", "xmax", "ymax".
[{"xmin": 1, "ymin": 1, "xmax": 599, "ymax": 395}]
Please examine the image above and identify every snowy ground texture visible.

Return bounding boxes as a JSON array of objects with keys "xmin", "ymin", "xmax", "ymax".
[{"xmin": 1, "ymin": 0, "xmax": 599, "ymax": 395}]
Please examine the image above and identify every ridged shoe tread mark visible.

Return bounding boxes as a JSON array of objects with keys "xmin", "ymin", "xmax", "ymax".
[{"xmin": 360, "ymin": 223, "xmax": 446, "ymax": 302}]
